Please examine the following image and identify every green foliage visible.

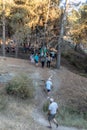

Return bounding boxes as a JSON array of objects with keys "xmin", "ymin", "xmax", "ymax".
[
  {"xmin": 69, "ymin": 5, "xmax": 87, "ymax": 44},
  {"xmin": 43, "ymin": 101, "xmax": 49, "ymax": 112},
  {"xmin": 6, "ymin": 74, "xmax": 35, "ymax": 99},
  {"xmin": 43, "ymin": 99, "xmax": 87, "ymax": 129},
  {"xmin": 57, "ymin": 106, "xmax": 87, "ymax": 129},
  {"xmin": 68, "ymin": 9, "xmax": 80, "ymax": 24},
  {"xmin": 0, "ymin": 0, "xmax": 61, "ymax": 44}
]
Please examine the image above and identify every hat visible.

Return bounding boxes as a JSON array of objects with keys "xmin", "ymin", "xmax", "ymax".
[
  {"xmin": 50, "ymin": 98, "xmax": 54, "ymax": 102},
  {"xmin": 48, "ymin": 78, "xmax": 52, "ymax": 81}
]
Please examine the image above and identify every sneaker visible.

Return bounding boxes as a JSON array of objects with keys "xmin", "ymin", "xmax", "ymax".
[{"xmin": 47, "ymin": 126, "xmax": 52, "ymax": 129}]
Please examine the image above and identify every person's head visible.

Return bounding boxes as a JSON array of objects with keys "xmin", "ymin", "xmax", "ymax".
[
  {"xmin": 48, "ymin": 78, "xmax": 52, "ymax": 81},
  {"xmin": 50, "ymin": 98, "xmax": 54, "ymax": 103}
]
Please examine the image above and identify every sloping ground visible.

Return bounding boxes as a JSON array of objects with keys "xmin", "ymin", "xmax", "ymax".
[
  {"xmin": 57, "ymin": 67, "xmax": 87, "ymax": 108},
  {"xmin": 0, "ymin": 56, "xmax": 86, "ymax": 130},
  {"xmin": 61, "ymin": 52, "xmax": 87, "ymax": 73}
]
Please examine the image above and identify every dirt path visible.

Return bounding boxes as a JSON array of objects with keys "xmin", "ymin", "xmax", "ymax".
[{"xmin": 0, "ymin": 57, "xmax": 86, "ymax": 130}]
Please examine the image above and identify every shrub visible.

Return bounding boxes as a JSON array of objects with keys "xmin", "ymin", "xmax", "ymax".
[
  {"xmin": 43, "ymin": 101, "xmax": 49, "ymax": 112},
  {"xmin": 56, "ymin": 106, "xmax": 87, "ymax": 129},
  {"xmin": 6, "ymin": 74, "xmax": 34, "ymax": 99}
]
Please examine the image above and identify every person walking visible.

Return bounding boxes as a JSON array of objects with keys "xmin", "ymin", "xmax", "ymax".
[
  {"xmin": 30, "ymin": 53, "xmax": 34, "ymax": 63},
  {"xmin": 46, "ymin": 55, "xmax": 51, "ymax": 68},
  {"xmin": 41, "ymin": 56, "xmax": 45, "ymax": 68},
  {"xmin": 45, "ymin": 78, "xmax": 53, "ymax": 95},
  {"xmin": 34, "ymin": 53, "xmax": 39, "ymax": 66},
  {"xmin": 47, "ymin": 98, "xmax": 58, "ymax": 129}
]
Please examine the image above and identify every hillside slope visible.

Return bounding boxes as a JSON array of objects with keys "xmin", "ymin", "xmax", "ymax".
[{"xmin": 0, "ymin": 56, "xmax": 86, "ymax": 130}]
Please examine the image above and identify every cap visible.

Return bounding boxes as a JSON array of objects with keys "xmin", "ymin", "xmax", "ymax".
[
  {"xmin": 50, "ymin": 98, "xmax": 54, "ymax": 102},
  {"xmin": 48, "ymin": 78, "xmax": 52, "ymax": 81}
]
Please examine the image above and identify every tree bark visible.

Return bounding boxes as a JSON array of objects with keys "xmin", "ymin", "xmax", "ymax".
[
  {"xmin": 2, "ymin": 0, "xmax": 6, "ymax": 57},
  {"xmin": 56, "ymin": 0, "xmax": 68, "ymax": 69}
]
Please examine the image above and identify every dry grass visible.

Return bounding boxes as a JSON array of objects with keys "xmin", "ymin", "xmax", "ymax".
[
  {"xmin": 0, "ymin": 57, "xmax": 87, "ymax": 129},
  {"xmin": 57, "ymin": 69, "xmax": 87, "ymax": 116},
  {"xmin": 6, "ymin": 74, "xmax": 35, "ymax": 99}
]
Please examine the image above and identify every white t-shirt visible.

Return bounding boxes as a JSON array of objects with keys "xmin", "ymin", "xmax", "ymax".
[
  {"xmin": 49, "ymin": 102, "xmax": 58, "ymax": 115},
  {"xmin": 45, "ymin": 80, "xmax": 52, "ymax": 90}
]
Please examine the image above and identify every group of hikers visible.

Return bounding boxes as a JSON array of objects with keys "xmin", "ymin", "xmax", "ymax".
[
  {"xmin": 45, "ymin": 76, "xmax": 59, "ymax": 129},
  {"xmin": 30, "ymin": 53, "xmax": 52, "ymax": 68},
  {"xmin": 30, "ymin": 46, "xmax": 56, "ymax": 68},
  {"xmin": 30, "ymin": 46, "xmax": 58, "ymax": 129}
]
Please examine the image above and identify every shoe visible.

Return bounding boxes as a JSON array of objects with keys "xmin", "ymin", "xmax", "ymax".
[
  {"xmin": 56, "ymin": 123, "xmax": 58, "ymax": 128},
  {"xmin": 47, "ymin": 126, "xmax": 52, "ymax": 129}
]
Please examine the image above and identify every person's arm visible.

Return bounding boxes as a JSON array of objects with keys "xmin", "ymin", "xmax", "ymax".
[
  {"xmin": 48, "ymin": 110, "xmax": 50, "ymax": 115},
  {"xmin": 48, "ymin": 104, "xmax": 51, "ymax": 115},
  {"xmin": 51, "ymin": 83, "xmax": 53, "ymax": 89},
  {"xmin": 57, "ymin": 108, "xmax": 58, "ymax": 113}
]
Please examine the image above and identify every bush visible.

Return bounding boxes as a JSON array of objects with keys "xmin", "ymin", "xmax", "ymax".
[
  {"xmin": 56, "ymin": 106, "xmax": 87, "ymax": 129},
  {"xmin": 6, "ymin": 74, "xmax": 34, "ymax": 99},
  {"xmin": 43, "ymin": 101, "xmax": 49, "ymax": 112}
]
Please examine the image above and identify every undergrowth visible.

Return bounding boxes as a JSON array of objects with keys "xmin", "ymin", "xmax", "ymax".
[
  {"xmin": 6, "ymin": 74, "xmax": 35, "ymax": 99},
  {"xmin": 57, "ymin": 106, "xmax": 87, "ymax": 129},
  {"xmin": 43, "ymin": 102, "xmax": 87, "ymax": 129}
]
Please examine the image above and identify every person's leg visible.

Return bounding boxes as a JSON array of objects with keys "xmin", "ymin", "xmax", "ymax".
[
  {"xmin": 48, "ymin": 121, "xmax": 52, "ymax": 128},
  {"xmin": 43, "ymin": 61, "xmax": 45, "ymax": 68},
  {"xmin": 48, "ymin": 61, "xmax": 49, "ymax": 67},
  {"xmin": 49, "ymin": 61, "xmax": 50, "ymax": 68},
  {"xmin": 47, "ymin": 90, "xmax": 51, "ymax": 96},
  {"xmin": 47, "ymin": 61, "xmax": 48, "ymax": 67},
  {"xmin": 48, "ymin": 115, "xmax": 52, "ymax": 128},
  {"xmin": 53, "ymin": 118, "xmax": 58, "ymax": 127},
  {"xmin": 48, "ymin": 61, "xmax": 50, "ymax": 68},
  {"xmin": 36, "ymin": 61, "xmax": 38, "ymax": 66},
  {"xmin": 42, "ymin": 62, "xmax": 44, "ymax": 68}
]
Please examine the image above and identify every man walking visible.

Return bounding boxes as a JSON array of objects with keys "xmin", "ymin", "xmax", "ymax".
[
  {"xmin": 45, "ymin": 78, "xmax": 53, "ymax": 95},
  {"xmin": 41, "ymin": 56, "xmax": 45, "ymax": 68},
  {"xmin": 47, "ymin": 98, "xmax": 58, "ymax": 129},
  {"xmin": 46, "ymin": 55, "xmax": 51, "ymax": 68}
]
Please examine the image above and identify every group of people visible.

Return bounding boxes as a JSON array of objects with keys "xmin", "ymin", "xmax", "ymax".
[
  {"xmin": 29, "ymin": 45, "xmax": 57, "ymax": 68},
  {"xmin": 30, "ymin": 47, "xmax": 58, "ymax": 129},
  {"xmin": 30, "ymin": 53, "xmax": 52, "ymax": 68},
  {"xmin": 45, "ymin": 77, "xmax": 59, "ymax": 129}
]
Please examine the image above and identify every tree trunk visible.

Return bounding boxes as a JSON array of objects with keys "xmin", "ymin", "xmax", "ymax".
[
  {"xmin": 56, "ymin": 42, "xmax": 61, "ymax": 69},
  {"xmin": 56, "ymin": 0, "xmax": 68, "ymax": 69},
  {"xmin": 2, "ymin": 0, "xmax": 6, "ymax": 57},
  {"xmin": 56, "ymin": 14, "xmax": 64, "ymax": 69}
]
